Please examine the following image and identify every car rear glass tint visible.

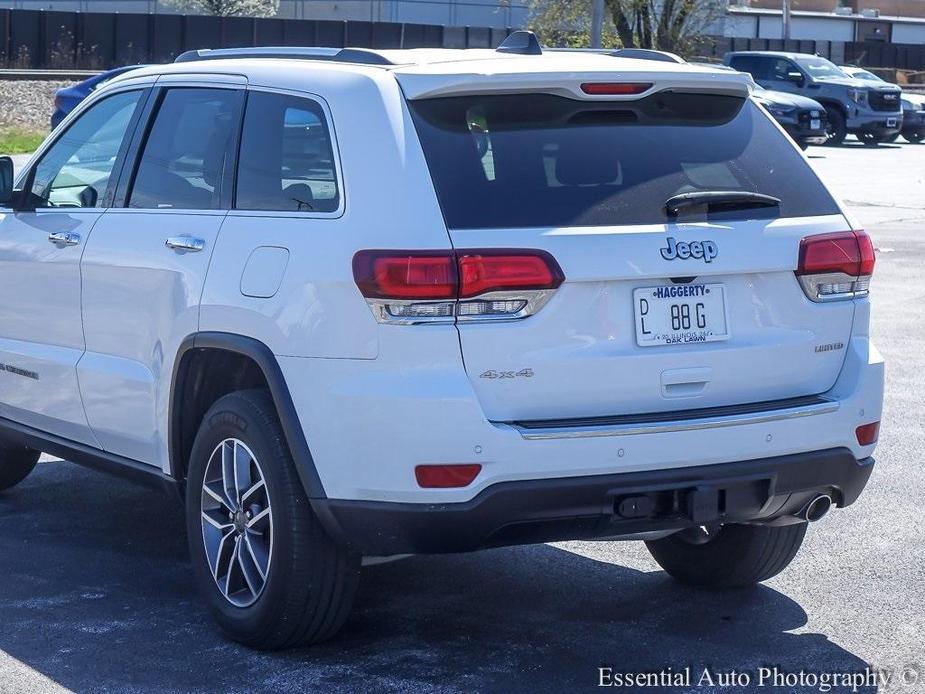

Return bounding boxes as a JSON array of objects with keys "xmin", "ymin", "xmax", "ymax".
[
  {"xmin": 236, "ymin": 91, "xmax": 340, "ymax": 213},
  {"xmin": 409, "ymin": 92, "xmax": 840, "ymax": 229}
]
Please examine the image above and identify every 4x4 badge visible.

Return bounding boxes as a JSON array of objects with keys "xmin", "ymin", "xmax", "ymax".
[{"xmin": 660, "ymin": 237, "xmax": 718, "ymax": 263}]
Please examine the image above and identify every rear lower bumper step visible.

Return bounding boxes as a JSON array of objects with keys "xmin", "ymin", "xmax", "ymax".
[
  {"xmin": 318, "ymin": 448, "xmax": 873, "ymax": 555},
  {"xmin": 504, "ymin": 395, "xmax": 837, "ymax": 439}
]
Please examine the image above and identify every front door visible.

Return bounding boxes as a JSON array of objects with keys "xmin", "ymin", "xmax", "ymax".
[
  {"xmin": 763, "ymin": 57, "xmax": 803, "ymax": 94},
  {"xmin": 0, "ymin": 88, "xmax": 146, "ymax": 445},
  {"xmin": 78, "ymin": 84, "xmax": 244, "ymax": 467}
]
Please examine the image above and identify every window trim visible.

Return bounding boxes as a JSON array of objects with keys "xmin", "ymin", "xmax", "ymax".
[
  {"xmin": 118, "ymin": 83, "xmax": 246, "ymax": 214},
  {"xmin": 227, "ymin": 85, "xmax": 346, "ymax": 220},
  {"xmin": 17, "ymin": 84, "xmax": 152, "ymax": 212}
]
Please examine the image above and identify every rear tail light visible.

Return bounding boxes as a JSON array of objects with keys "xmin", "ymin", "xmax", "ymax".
[
  {"xmin": 353, "ymin": 249, "xmax": 563, "ymax": 324},
  {"xmin": 856, "ymin": 421, "xmax": 880, "ymax": 446},
  {"xmin": 796, "ymin": 230, "xmax": 875, "ymax": 302},
  {"xmin": 352, "ymin": 252, "xmax": 456, "ymax": 300},
  {"xmin": 415, "ymin": 464, "xmax": 481, "ymax": 488}
]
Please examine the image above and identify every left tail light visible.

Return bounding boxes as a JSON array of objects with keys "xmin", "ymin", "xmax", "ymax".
[
  {"xmin": 353, "ymin": 249, "xmax": 564, "ymax": 324},
  {"xmin": 796, "ymin": 230, "xmax": 875, "ymax": 302}
]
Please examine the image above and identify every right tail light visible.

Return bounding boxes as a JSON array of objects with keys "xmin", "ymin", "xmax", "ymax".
[
  {"xmin": 353, "ymin": 249, "xmax": 564, "ymax": 324},
  {"xmin": 796, "ymin": 230, "xmax": 875, "ymax": 302}
]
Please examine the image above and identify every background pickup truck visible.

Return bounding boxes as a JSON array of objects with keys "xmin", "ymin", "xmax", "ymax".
[{"xmin": 724, "ymin": 51, "xmax": 903, "ymax": 146}]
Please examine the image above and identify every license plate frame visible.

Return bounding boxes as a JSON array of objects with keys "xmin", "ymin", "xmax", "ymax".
[
  {"xmin": 810, "ymin": 118, "xmax": 821, "ymax": 130},
  {"xmin": 633, "ymin": 283, "xmax": 731, "ymax": 347},
  {"xmin": 887, "ymin": 117, "xmax": 898, "ymax": 127}
]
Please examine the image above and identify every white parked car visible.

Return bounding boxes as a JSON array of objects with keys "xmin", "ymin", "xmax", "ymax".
[{"xmin": 0, "ymin": 33, "xmax": 884, "ymax": 649}]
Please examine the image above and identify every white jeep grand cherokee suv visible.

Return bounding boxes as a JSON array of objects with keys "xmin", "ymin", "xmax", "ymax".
[{"xmin": 0, "ymin": 34, "xmax": 884, "ymax": 649}]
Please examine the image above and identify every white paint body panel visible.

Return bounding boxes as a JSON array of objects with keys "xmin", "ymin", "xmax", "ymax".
[
  {"xmin": 0, "ymin": 210, "xmax": 100, "ymax": 446},
  {"xmin": 450, "ymin": 214, "xmax": 856, "ymax": 421},
  {"xmin": 78, "ymin": 209, "xmax": 225, "ymax": 465},
  {"xmin": 0, "ymin": 54, "xmax": 884, "ymax": 508},
  {"xmin": 280, "ymin": 329, "xmax": 883, "ymax": 503}
]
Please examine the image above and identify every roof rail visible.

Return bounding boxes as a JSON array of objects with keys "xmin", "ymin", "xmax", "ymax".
[
  {"xmin": 607, "ymin": 48, "xmax": 685, "ymax": 64},
  {"xmin": 496, "ymin": 30, "xmax": 543, "ymax": 56},
  {"xmin": 174, "ymin": 46, "xmax": 395, "ymax": 66}
]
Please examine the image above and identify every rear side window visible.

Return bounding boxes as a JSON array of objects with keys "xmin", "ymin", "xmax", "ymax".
[
  {"xmin": 409, "ymin": 92, "xmax": 839, "ymax": 229},
  {"xmin": 729, "ymin": 56, "xmax": 763, "ymax": 79},
  {"xmin": 235, "ymin": 91, "xmax": 340, "ymax": 213},
  {"xmin": 129, "ymin": 88, "xmax": 242, "ymax": 210}
]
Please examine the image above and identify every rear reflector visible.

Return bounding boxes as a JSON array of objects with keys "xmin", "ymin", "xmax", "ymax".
[
  {"xmin": 353, "ymin": 249, "xmax": 563, "ymax": 323},
  {"xmin": 796, "ymin": 230, "xmax": 875, "ymax": 302},
  {"xmin": 856, "ymin": 421, "xmax": 880, "ymax": 446},
  {"xmin": 415, "ymin": 464, "xmax": 482, "ymax": 488},
  {"xmin": 580, "ymin": 82, "xmax": 652, "ymax": 95}
]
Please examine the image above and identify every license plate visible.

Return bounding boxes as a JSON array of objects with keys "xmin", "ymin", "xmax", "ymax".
[
  {"xmin": 633, "ymin": 284, "xmax": 730, "ymax": 347},
  {"xmin": 887, "ymin": 118, "xmax": 897, "ymax": 127},
  {"xmin": 811, "ymin": 118, "xmax": 821, "ymax": 130}
]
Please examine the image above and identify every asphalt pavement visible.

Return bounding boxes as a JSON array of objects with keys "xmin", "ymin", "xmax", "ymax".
[{"xmin": 1, "ymin": 140, "xmax": 923, "ymax": 693}]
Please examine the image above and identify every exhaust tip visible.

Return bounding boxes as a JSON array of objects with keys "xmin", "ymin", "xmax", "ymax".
[{"xmin": 802, "ymin": 494, "xmax": 833, "ymax": 523}]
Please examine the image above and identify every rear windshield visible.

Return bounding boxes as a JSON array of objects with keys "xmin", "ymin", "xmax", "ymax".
[{"xmin": 409, "ymin": 91, "xmax": 839, "ymax": 229}]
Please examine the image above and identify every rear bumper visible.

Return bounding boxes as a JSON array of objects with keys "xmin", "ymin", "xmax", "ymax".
[
  {"xmin": 279, "ymin": 332, "xmax": 883, "ymax": 504},
  {"xmin": 317, "ymin": 448, "xmax": 874, "ymax": 555}
]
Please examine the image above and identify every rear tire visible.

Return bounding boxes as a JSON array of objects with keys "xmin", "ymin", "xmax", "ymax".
[
  {"xmin": 903, "ymin": 130, "xmax": 924, "ymax": 144},
  {"xmin": 823, "ymin": 107, "xmax": 847, "ymax": 145},
  {"xmin": 0, "ymin": 441, "xmax": 40, "ymax": 491},
  {"xmin": 645, "ymin": 522, "xmax": 808, "ymax": 587},
  {"xmin": 186, "ymin": 389, "xmax": 360, "ymax": 649}
]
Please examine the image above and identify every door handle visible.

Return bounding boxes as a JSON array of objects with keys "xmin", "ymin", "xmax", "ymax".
[
  {"xmin": 48, "ymin": 231, "xmax": 81, "ymax": 246},
  {"xmin": 165, "ymin": 236, "xmax": 205, "ymax": 252}
]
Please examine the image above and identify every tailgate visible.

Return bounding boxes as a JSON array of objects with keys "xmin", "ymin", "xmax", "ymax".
[{"xmin": 407, "ymin": 87, "xmax": 857, "ymax": 422}]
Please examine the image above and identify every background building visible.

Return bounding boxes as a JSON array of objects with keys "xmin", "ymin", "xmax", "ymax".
[
  {"xmin": 0, "ymin": 0, "xmax": 528, "ymax": 28},
  {"xmin": 722, "ymin": 0, "xmax": 925, "ymax": 44}
]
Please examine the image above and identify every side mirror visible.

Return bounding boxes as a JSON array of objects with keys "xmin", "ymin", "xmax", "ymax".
[
  {"xmin": 787, "ymin": 71, "xmax": 805, "ymax": 85},
  {"xmin": 0, "ymin": 156, "xmax": 13, "ymax": 206}
]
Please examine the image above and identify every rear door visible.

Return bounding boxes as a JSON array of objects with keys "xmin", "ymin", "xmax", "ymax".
[
  {"xmin": 409, "ymin": 89, "xmax": 856, "ymax": 423},
  {"xmin": 78, "ymin": 80, "xmax": 244, "ymax": 465},
  {"xmin": 763, "ymin": 57, "xmax": 804, "ymax": 94}
]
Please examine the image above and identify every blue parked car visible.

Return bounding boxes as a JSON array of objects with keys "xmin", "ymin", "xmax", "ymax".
[{"xmin": 51, "ymin": 65, "xmax": 146, "ymax": 129}]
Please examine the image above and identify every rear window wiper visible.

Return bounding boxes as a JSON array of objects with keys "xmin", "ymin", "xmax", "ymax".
[{"xmin": 665, "ymin": 191, "xmax": 781, "ymax": 218}]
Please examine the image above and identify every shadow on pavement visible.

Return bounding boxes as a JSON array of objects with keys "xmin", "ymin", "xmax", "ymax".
[{"xmin": 0, "ymin": 462, "xmax": 876, "ymax": 693}]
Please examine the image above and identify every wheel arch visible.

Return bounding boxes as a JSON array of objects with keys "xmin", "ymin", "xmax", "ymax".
[
  {"xmin": 816, "ymin": 98, "xmax": 847, "ymax": 118},
  {"xmin": 169, "ymin": 333, "xmax": 327, "ymax": 501}
]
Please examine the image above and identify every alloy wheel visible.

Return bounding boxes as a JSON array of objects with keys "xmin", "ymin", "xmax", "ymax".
[{"xmin": 200, "ymin": 438, "xmax": 273, "ymax": 607}]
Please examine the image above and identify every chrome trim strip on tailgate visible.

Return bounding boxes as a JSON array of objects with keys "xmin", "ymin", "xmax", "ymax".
[{"xmin": 504, "ymin": 398, "xmax": 840, "ymax": 440}]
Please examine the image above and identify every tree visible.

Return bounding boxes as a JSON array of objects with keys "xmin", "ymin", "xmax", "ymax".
[
  {"xmin": 529, "ymin": 0, "xmax": 723, "ymax": 54},
  {"xmin": 528, "ymin": 0, "xmax": 620, "ymax": 48},
  {"xmin": 168, "ymin": 0, "xmax": 278, "ymax": 17}
]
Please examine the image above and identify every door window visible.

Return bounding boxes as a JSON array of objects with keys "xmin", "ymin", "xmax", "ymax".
[
  {"xmin": 29, "ymin": 90, "xmax": 143, "ymax": 208},
  {"xmin": 128, "ymin": 88, "xmax": 242, "ymax": 210},
  {"xmin": 770, "ymin": 59, "xmax": 798, "ymax": 81},
  {"xmin": 235, "ymin": 91, "xmax": 340, "ymax": 213}
]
